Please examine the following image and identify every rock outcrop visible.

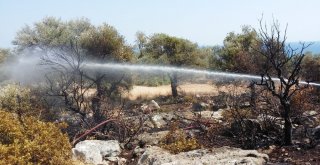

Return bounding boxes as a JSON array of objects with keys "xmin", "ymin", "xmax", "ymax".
[
  {"xmin": 72, "ymin": 140, "xmax": 121, "ymax": 165},
  {"xmin": 138, "ymin": 146, "xmax": 269, "ymax": 165}
]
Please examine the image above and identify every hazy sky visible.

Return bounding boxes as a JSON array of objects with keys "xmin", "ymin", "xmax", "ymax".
[{"xmin": 1, "ymin": 0, "xmax": 320, "ymax": 48}]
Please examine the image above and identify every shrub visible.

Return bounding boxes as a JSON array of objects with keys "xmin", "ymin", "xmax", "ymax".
[
  {"xmin": 221, "ymin": 108, "xmax": 254, "ymax": 123},
  {"xmin": 291, "ymin": 87, "xmax": 318, "ymax": 117},
  {"xmin": 0, "ymin": 110, "xmax": 72, "ymax": 164},
  {"xmin": 0, "ymin": 84, "xmax": 33, "ymax": 115},
  {"xmin": 160, "ymin": 122, "xmax": 201, "ymax": 154}
]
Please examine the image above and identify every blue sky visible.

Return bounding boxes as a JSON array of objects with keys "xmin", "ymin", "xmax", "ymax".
[{"xmin": 1, "ymin": 0, "xmax": 320, "ymax": 48}]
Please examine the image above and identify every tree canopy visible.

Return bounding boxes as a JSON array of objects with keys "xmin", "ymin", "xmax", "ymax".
[
  {"xmin": 213, "ymin": 26, "xmax": 264, "ymax": 74},
  {"xmin": 13, "ymin": 17, "xmax": 133, "ymax": 62}
]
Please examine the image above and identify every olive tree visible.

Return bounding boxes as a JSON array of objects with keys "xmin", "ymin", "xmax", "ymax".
[
  {"xmin": 137, "ymin": 33, "xmax": 201, "ymax": 97},
  {"xmin": 13, "ymin": 17, "xmax": 133, "ymax": 125},
  {"xmin": 213, "ymin": 26, "xmax": 264, "ymax": 74}
]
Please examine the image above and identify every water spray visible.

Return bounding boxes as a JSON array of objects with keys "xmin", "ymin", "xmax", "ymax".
[{"xmin": 84, "ymin": 63, "xmax": 320, "ymax": 87}]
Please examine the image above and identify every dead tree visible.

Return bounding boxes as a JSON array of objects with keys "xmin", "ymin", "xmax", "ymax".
[
  {"xmin": 254, "ymin": 19, "xmax": 311, "ymax": 145},
  {"xmin": 42, "ymin": 43, "xmax": 94, "ymax": 125},
  {"xmin": 42, "ymin": 41, "xmax": 131, "ymax": 126}
]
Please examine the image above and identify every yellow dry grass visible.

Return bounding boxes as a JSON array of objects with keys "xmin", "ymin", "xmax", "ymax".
[
  {"xmin": 84, "ymin": 83, "xmax": 248, "ymax": 100},
  {"xmin": 125, "ymin": 83, "xmax": 248, "ymax": 100}
]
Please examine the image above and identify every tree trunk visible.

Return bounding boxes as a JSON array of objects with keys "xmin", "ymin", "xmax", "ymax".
[
  {"xmin": 169, "ymin": 73, "xmax": 178, "ymax": 98},
  {"xmin": 283, "ymin": 104, "xmax": 293, "ymax": 145},
  {"xmin": 92, "ymin": 79, "xmax": 104, "ymax": 123},
  {"xmin": 284, "ymin": 116, "xmax": 292, "ymax": 145}
]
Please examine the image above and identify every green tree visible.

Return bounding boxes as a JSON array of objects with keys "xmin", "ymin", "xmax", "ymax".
[
  {"xmin": 135, "ymin": 31, "xmax": 148, "ymax": 59},
  {"xmin": 12, "ymin": 17, "xmax": 93, "ymax": 50},
  {"xmin": 13, "ymin": 17, "xmax": 133, "ymax": 124},
  {"xmin": 80, "ymin": 24, "xmax": 132, "ymax": 61},
  {"xmin": 301, "ymin": 52, "xmax": 320, "ymax": 83},
  {"xmin": 139, "ymin": 33, "xmax": 200, "ymax": 97},
  {"xmin": 214, "ymin": 26, "xmax": 263, "ymax": 74}
]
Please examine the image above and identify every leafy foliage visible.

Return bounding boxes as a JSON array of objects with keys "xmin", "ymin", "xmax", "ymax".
[
  {"xmin": 142, "ymin": 33, "xmax": 200, "ymax": 67},
  {"xmin": 80, "ymin": 23, "xmax": 133, "ymax": 62},
  {"xmin": 0, "ymin": 84, "xmax": 33, "ymax": 115},
  {"xmin": 0, "ymin": 110, "xmax": 72, "ymax": 164},
  {"xmin": 213, "ymin": 26, "xmax": 264, "ymax": 74},
  {"xmin": 13, "ymin": 17, "xmax": 133, "ymax": 61},
  {"xmin": 13, "ymin": 17, "xmax": 134, "ymax": 127},
  {"xmin": 301, "ymin": 53, "xmax": 320, "ymax": 83},
  {"xmin": 136, "ymin": 33, "xmax": 204, "ymax": 97}
]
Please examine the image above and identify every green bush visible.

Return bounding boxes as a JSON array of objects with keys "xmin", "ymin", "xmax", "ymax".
[
  {"xmin": 0, "ymin": 84, "xmax": 32, "ymax": 115},
  {"xmin": 0, "ymin": 110, "xmax": 72, "ymax": 164}
]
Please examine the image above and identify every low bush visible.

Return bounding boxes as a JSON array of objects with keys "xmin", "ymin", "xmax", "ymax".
[
  {"xmin": 160, "ymin": 122, "xmax": 201, "ymax": 154},
  {"xmin": 0, "ymin": 110, "xmax": 72, "ymax": 164},
  {"xmin": 0, "ymin": 84, "xmax": 33, "ymax": 115}
]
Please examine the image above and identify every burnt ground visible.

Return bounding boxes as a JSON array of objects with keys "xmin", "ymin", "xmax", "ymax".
[{"xmin": 119, "ymin": 93, "xmax": 320, "ymax": 165}]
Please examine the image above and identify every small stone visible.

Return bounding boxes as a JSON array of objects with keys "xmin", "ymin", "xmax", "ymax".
[
  {"xmin": 150, "ymin": 100, "xmax": 160, "ymax": 109},
  {"xmin": 150, "ymin": 114, "xmax": 167, "ymax": 128},
  {"xmin": 303, "ymin": 138, "xmax": 311, "ymax": 144},
  {"xmin": 118, "ymin": 158, "xmax": 127, "ymax": 165},
  {"xmin": 284, "ymin": 157, "xmax": 292, "ymax": 162},
  {"xmin": 106, "ymin": 156, "xmax": 118, "ymax": 162}
]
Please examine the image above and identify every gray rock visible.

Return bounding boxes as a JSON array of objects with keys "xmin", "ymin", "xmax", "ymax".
[
  {"xmin": 240, "ymin": 101, "xmax": 251, "ymax": 108},
  {"xmin": 140, "ymin": 100, "xmax": 161, "ymax": 113},
  {"xmin": 194, "ymin": 110, "xmax": 213, "ymax": 118},
  {"xmin": 137, "ymin": 131, "xmax": 169, "ymax": 145},
  {"xmin": 150, "ymin": 114, "xmax": 167, "ymax": 128},
  {"xmin": 303, "ymin": 110, "xmax": 318, "ymax": 116},
  {"xmin": 161, "ymin": 112, "xmax": 176, "ymax": 121},
  {"xmin": 140, "ymin": 104, "xmax": 150, "ymax": 113},
  {"xmin": 302, "ymin": 111, "xmax": 319, "ymax": 127},
  {"xmin": 212, "ymin": 109, "xmax": 225, "ymax": 120},
  {"xmin": 150, "ymin": 100, "xmax": 161, "ymax": 109},
  {"xmin": 137, "ymin": 146, "xmax": 269, "ymax": 165},
  {"xmin": 194, "ymin": 109, "xmax": 224, "ymax": 120},
  {"xmin": 105, "ymin": 157, "xmax": 126, "ymax": 165},
  {"xmin": 72, "ymin": 140, "xmax": 121, "ymax": 165},
  {"xmin": 133, "ymin": 146, "xmax": 147, "ymax": 157},
  {"xmin": 313, "ymin": 125, "xmax": 320, "ymax": 140}
]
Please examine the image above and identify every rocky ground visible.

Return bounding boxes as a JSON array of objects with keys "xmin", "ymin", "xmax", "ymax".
[{"xmin": 70, "ymin": 84, "xmax": 320, "ymax": 165}]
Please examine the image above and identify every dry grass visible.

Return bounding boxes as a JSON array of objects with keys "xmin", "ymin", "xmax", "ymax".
[
  {"xmin": 84, "ymin": 83, "xmax": 248, "ymax": 100},
  {"xmin": 125, "ymin": 83, "xmax": 248, "ymax": 100}
]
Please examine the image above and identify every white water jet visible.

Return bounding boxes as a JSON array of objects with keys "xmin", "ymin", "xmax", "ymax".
[{"xmin": 84, "ymin": 63, "xmax": 320, "ymax": 87}]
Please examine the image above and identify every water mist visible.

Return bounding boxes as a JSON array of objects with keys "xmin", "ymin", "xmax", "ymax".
[{"xmin": 84, "ymin": 63, "xmax": 320, "ymax": 87}]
